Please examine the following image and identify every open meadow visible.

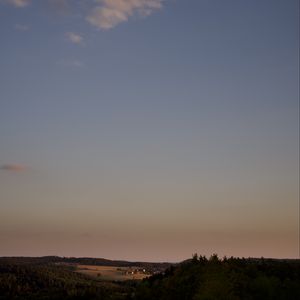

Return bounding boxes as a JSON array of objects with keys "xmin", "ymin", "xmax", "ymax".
[{"xmin": 75, "ymin": 264, "xmax": 150, "ymax": 281}]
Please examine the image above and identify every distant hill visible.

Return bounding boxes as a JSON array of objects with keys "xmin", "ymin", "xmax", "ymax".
[{"xmin": 0, "ymin": 256, "xmax": 173, "ymax": 272}]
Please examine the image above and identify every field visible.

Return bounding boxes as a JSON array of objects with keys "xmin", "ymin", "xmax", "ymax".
[{"xmin": 75, "ymin": 264, "xmax": 150, "ymax": 281}]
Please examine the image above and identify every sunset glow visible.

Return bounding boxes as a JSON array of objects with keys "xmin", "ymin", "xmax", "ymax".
[{"xmin": 0, "ymin": 0, "xmax": 298, "ymax": 261}]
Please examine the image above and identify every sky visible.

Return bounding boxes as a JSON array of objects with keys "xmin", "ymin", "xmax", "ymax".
[{"xmin": 0, "ymin": 0, "xmax": 299, "ymax": 262}]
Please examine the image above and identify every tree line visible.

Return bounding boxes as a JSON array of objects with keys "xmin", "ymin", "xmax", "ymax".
[{"xmin": 1, "ymin": 255, "xmax": 300, "ymax": 299}]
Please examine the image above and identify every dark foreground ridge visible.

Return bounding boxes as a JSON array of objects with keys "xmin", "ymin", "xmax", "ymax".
[{"xmin": 0, "ymin": 255, "xmax": 300, "ymax": 299}]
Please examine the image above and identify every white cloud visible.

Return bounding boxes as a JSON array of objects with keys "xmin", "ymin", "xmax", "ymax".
[
  {"xmin": 86, "ymin": 0, "xmax": 163, "ymax": 30},
  {"xmin": 3, "ymin": 0, "xmax": 165, "ymax": 31},
  {"xmin": 7, "ymin": 0, "xmax": 30, "ymax": 7},
  {"xmin": 66, "ymin": 32, "xmax": 83, "ymax": 44}
]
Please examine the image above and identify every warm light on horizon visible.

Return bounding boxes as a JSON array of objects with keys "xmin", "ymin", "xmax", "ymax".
[{"xmin": 0, "ymin": 0, "xmax": 298, "ymax": 261}]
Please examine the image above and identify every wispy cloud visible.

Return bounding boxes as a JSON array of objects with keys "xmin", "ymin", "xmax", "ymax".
[
  {"xmin": 0, "ymin": 164, "xmax": 28, "ymax": 172},
  {"xmin": 66, "ymin": 32, "xmax": 84, "ymax": 44},
  {"xmin": 14, "ymin": 23, "xmax": 29, "ymax": 31},
  {"xmin": 87, "ymin": 0, "xmax": 164, "ymax": 30},
  {"xmin": 6, "ymin": 0, "xmax": 30, "ymax": 8},
  {"xmin": 3, "ymin": 0, "xmax": 165, "ymax": 30}
]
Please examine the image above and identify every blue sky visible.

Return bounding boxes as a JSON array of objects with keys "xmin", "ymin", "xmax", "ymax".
[{"xmin": 0, "ymin": 0, "xmax": 299, "ymax": 261}]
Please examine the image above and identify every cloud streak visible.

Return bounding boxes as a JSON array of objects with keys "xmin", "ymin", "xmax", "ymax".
[
  {"xmin": 86, "ymin": 0, "xmax": 164, "ymax": 30},
  {"xmin": 6, "ymin": 0, "xmax": 30, "ymax": 7},
  {"xmin": 66, "ymin": 32, "xmax": 84, "ymax": 44},
  {"xmin": 0, "ymin": 164, "xmax": 28, "ymax": 172},
  {"xmin": 3, "ymin": 0, "xmax": 164, "ymax": 30}
]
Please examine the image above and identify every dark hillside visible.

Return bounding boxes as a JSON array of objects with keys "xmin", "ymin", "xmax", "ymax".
[
  {"xmin": 0, "ymin": 260, "xmax": 131, "ymax": 300},
  {"xmin": 1, "ymin": 255, "xmax": 300, "ymax": 299},
  {"xmin": 133, "ymin": 255, "xmax": 300, "ymax": 300}
]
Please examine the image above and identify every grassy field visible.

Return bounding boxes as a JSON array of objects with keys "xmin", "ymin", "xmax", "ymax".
[{"xmin": 75, "ymin": 264, "xmax": 150, "ymax": 281}]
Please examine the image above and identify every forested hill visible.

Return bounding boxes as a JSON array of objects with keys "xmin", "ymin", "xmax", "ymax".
[
  {"xmin": 133, "ymin": 255, "xmax": 300, "ymax": 300},
  {"xmin": 0, "ymin": 256, "xmax": 172, "ymax": 270},
  {"xmin": 1, "ymin": 255, "xmax": 300, "ymax": 299}
]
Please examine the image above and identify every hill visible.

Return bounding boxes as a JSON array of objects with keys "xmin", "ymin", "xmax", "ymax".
[
  {"xmin": 1, "ymin": 255, "xmax": 300, "ymax": 299},
  {"xmin": 0, "ymin": 256, "xmax": 172, "ymax": 272},
  {"xmin": 133, "ymin": 254, "xmax": 300, "ymax": 300}
]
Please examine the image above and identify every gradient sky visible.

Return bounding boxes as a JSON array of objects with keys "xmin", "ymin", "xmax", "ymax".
[{"xmin": 0, "ymin": 0, "xmax": 299, "ymax": 262}]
